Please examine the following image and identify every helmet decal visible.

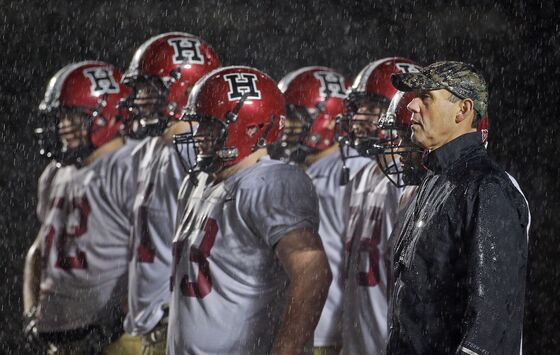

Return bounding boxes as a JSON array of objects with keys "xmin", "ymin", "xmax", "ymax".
[
  {"xmin": 167, "ymin": 37, "xmax": 204, "ymax": 65},
  {"xmin": 83, "ymin": 67, "xmax": 120, "ymax": 96},
  {"xmin": 313, "ymin": 71, "xmax": 347, "ymax": 99},
  {"xmin": 224, "ymin": 73, "xmax": 262, "ymax": 101},
  {"xmin": 395, "ymin": 62, "xmax": 421, "ymax": 74}
]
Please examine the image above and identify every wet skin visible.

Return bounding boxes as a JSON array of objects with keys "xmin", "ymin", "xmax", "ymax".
[{"xmin": 58, "ymin": 111, "xmax": 88, "ymax": 150}]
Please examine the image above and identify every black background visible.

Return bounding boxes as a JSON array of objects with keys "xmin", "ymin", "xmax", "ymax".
[{"xmin": 1, "ymin": 0, "xmax": 559, "ymax": 353}]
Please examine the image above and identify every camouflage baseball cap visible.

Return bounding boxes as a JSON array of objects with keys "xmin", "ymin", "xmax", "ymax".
[{"xmin": 391, "ymin": 61, "xmax": 488, "ymax": 117}]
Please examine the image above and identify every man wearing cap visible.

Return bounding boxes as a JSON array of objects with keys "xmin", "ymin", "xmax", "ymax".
[{"xmin": 386, "ymin": 61, "xmax": 529, "ymax": 355}]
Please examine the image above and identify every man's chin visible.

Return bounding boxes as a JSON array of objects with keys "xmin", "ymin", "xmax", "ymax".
[{"xmin": 410, "ymin": 132, "xmax": 428, "ymax": 150}]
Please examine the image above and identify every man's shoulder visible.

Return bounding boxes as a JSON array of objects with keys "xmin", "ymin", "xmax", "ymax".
[
  {"xmin": 92, "ymin": 138, "xmax": 143, "ymax": 175},
  {"xmin": 232, "ymin": 159, "xmax": 315, "ymax": 199},
  {"xmin": 461, "ymin": 155, "xmax": 527, "ymax": 208},
  {"xmin": 452, "ymin": 148, "xmax": 509, "ymax": 184},
  {"xmin": 39, "ymin": 161, "xmax": 67, "ymax": 186},
  {"xmin": 246, "ymin": 159, "xmax": 309, "ymax": 182}
]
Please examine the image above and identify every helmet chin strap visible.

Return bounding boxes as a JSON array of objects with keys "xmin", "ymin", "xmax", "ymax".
[
  {"xmin": 339, "ymin": 143, "xmax": 350, "ymax": 185},
  {"xmin": 254, "ymin": 114, "xmax": 276, "ymax": 151},
  {"xmin": 225, "ymin": 93, "xmax": 250, "ymax": 125}
]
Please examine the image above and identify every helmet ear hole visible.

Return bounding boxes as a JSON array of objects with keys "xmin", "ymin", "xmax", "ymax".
[{"xmin": 246, "ymin": 125, "xmax": 258, "ymax": 138}]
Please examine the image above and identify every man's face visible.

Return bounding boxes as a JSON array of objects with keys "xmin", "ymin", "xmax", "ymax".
[
  {"xmin": 406, "ymin": 89, "xmax": 459, "ymax": 150},
  {"xmin": 130, "ymin": 81, "xmax": 163, "ymax": 121},
  {"xmin": 351, "ymin": 103, "xmax": 384, "ymax": 142},
  {"xmin": 282, "ymin": 116, "xmax": 306, "ymax": 146},
  {"xmin": 58, "ymin": 111, "xmax": 88, "ymax": 150},
  {"xmin": 194, "ymin": 119, "xmax": 224, "ymax": 157}
]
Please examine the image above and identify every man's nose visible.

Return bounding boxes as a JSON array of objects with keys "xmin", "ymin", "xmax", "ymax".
[{"xmin": 407, "ymin": 98, "xmax": 421, "ymax": 113}]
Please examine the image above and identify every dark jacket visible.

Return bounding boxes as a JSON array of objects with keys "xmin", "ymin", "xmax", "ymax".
[{"xmin": 387, "ymin": 132, "xmax": 529, "ymax": 355}]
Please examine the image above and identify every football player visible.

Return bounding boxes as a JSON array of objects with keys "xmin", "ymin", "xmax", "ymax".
[
  {"xmin": 277, "ymin": 66, "xmax": 370, "ymax": 354},
  {"xmin": 120, "ymin": 32, "xmax": 220, "ymax": 355},
  {"xmin": 340, "ymin": 57, "xmax": 421, "ymax": 355},
  {"xmin": 167, "ymin": 66, "xmax": 332, "ymax": 355},
  {"xmin": 23, "ymin": 61, "xmax": 141, "ymax": 354},
  {"xmin": 266, "ymin": 103, "xmax": 308, "ymax": 162}
]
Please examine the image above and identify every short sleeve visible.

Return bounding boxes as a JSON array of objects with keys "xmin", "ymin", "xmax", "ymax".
[
  {"xmin": 36, "ymin": 161, "xmax": 59, "ymax": 222},
  {"xmin": 238, "ymin": 166, "xmax": 320, "ymax": 247},
  {"xmin": 106, "ymin": 140, "xmax": 145, "ymax": 223}
]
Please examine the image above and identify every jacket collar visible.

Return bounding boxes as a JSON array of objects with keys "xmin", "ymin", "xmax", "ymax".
[{"xmin": 424, "ymin": 132, "xmax": 483, "ymax": 173}]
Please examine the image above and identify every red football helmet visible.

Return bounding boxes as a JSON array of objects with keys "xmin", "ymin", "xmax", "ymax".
[
  {"xmin": 175, "ymin": 66, "xmax": 286, "ymax": 174},
  {"xmin": 35, "ymin": 61, "xmax": 129, "ymax": 166},
  {"xmin": 342, "ymin": 57, "xmax": 421, "ymax": 158},
  {"xmin": 478, "ymin": 113, "xmax": 489, "ymax": 146},
  {"xmin": 277, "ymin": 66, "xmax": 348, "ymax": 161},
  {"xmin": 122, "ymin": 32, "xmax": 220, "ymax": 137},
  {"xmin": 377, "ymin": 90, "xmax": 425, "ymax": 186}
]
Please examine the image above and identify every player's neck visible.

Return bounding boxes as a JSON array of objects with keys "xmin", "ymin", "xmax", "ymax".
[
  {"xmin": 214, "ymin": 148, "xmax": 268, "ymax": 183},
  {"xmin": 304, "ymin": 144, "xmax": 339, "ymax": 167},
  {"xmin": 83, "ymin": 137, "xmax": 124, "ymax": 166},
  {"xmin": 162, "ymin": 121, "xmax": 198, "ymax": 144}
]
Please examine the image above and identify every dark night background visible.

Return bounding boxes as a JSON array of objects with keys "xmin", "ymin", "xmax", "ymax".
[{"xmin": 1, "ymin": 0, "xmax": 558, "ymax": 353}]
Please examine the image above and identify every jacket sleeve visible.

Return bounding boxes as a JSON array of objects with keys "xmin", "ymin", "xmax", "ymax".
[{"xmin": 456, "ymin": 178, "xmax": 528, "ymax": 355}]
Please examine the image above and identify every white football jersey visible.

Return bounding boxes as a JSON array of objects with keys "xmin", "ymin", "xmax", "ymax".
[
  {"xmin": 342, "ymin": 160, "xmax": 402, "ymax": 355},
  {"xmin": 167, "ymin": 158, "xmax": 319, "ymax": 355},
  {"xmin": 305, "ymin": 150, "xmax": 369, "ymax": 347},
  {"xmin": 37, "ymin": 161, "xmax": 76, "ymax": 223},
  {"xmin": 125, "ymin": 136, "xmax": 195, "ymax": 336},
  {"xmin": 36, "ymin": 139, "xmax": 140, "ymax": 332}
]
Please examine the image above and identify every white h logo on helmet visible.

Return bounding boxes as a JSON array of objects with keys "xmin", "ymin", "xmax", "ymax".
[
  {"xmin": 313, "ymin": 71, "xmax": 346, "ymax": 99},
  {"xmin": 396, "ymin": 63, "xmax": 421, "ymax": 73},
  {"xmin": 223, "ymin": 73, "xmax": 262, "ymax": 101},
  {"xmin": 168, "ymin": 38, "xmax": 204, "ymax": 65},
  {"xmin": 83, "ymin": 68, "xmax": 120, "ymax": 95}
]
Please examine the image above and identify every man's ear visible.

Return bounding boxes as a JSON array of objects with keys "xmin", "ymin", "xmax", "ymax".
[{"xmin": 455, "ymin": 98, "xmax": 475, "ymax": 124}]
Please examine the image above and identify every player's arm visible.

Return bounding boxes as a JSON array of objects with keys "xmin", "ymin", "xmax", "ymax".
[
  {"xmin": 271, "ymin": 227, "xmax": 332, "ymax": 355},
  {"xmin": 23, "ymin": 233, "xmax": 42, "ymax": 314},
  {"xmin": 456, "ymin": 179, "xmax": 528, "ymax": 355}
]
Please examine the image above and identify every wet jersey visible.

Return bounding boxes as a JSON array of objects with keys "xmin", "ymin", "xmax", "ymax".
[
  {"xmin": 167, "ymin": 158, "xmax": 319, "ymax": 355},
  {"xmin": 125, "ymin": 136, "xmax": 195, "ymax": 336},
  {"xmin": 342, "ymin": 160, "xmax": 402, "ymax": 355},
  {"xmin": 37, "ymin": 161, "xmax": 76, "ymax": 224},
  {"xmin": 305, "ymin": 150, "xmax": 369, "ymax": 347},
  {"xmin": 37, "ymin": 139, "xmax": 140, "ymax": 332}
]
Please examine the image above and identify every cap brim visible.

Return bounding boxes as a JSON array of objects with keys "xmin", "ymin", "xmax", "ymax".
[{"xmin": 391, "ymin": 72, "xmax": 442, "ymax": 92}]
